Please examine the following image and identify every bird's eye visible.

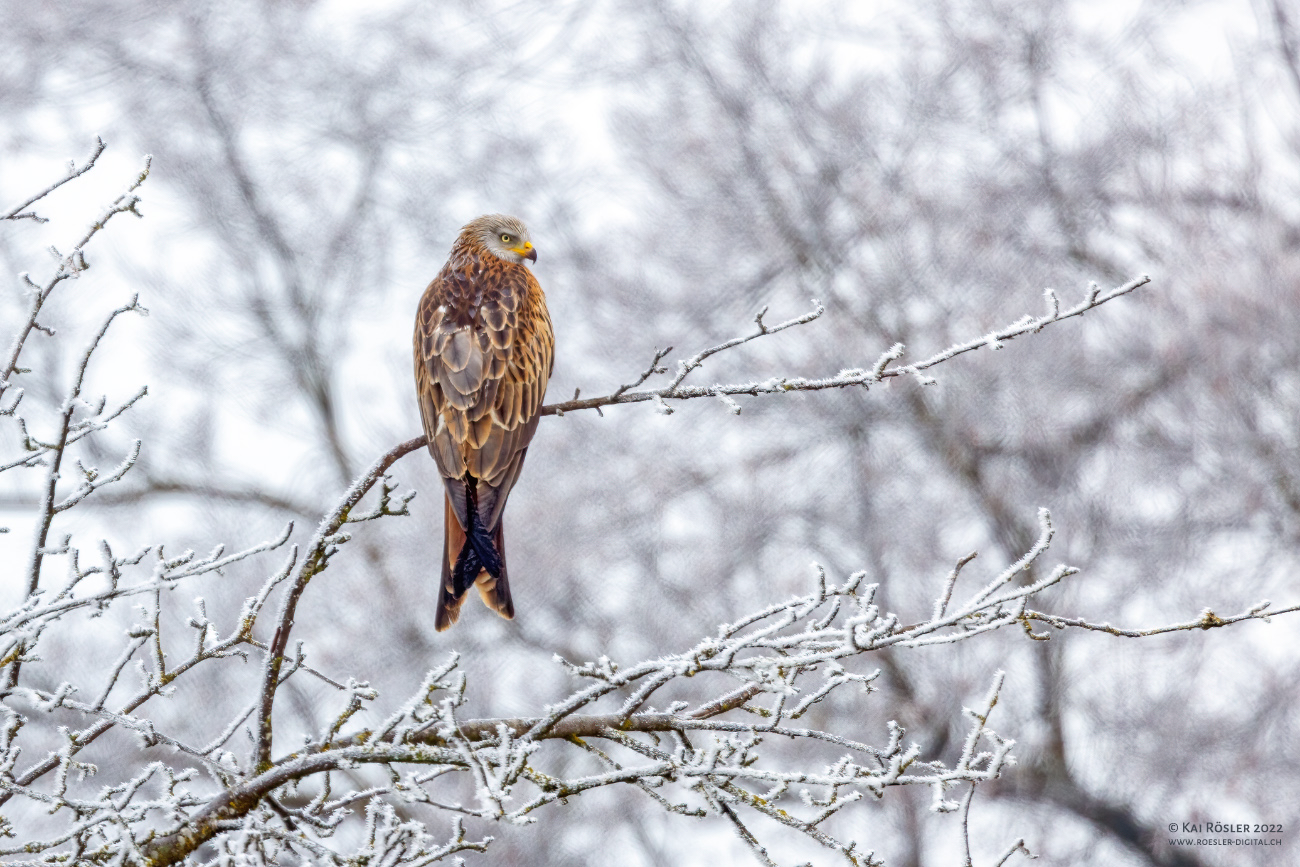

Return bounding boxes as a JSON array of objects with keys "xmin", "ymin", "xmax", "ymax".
[{"xmin": 500, "ymin": 234, "xmax": 511, "ymax": 243}]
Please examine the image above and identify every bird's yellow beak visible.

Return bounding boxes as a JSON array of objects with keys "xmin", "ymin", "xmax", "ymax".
[{"xmin": 511, "ymin": 241, "xmax": 537, "ymax": 263}]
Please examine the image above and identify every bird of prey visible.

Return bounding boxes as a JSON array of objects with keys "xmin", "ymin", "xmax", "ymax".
[{"xmin": 413, "ymin": 215, "xmax": 554, "ymax": 631}]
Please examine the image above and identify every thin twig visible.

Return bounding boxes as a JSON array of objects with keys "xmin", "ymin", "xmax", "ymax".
[{"xmin": 1, "ymin": 137, "xmax": 106, "ymax": 222}]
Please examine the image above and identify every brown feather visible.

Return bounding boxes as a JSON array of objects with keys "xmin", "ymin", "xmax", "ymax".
[
  {"xmin": 475, "ymin": 520, "xmax": 514, "ymax": 618},
  {"xmin": 415, "ymin": 216, "xmax": 552, "ymax": 630},
  {"xmin": 435, "ymin": 496, "xmax": 468, "ymax": 632}
]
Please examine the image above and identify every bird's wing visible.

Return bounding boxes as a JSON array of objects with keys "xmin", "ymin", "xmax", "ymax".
[{"xmin": 414, "ymin": 255, "xmax": 553, "ymax": 531}]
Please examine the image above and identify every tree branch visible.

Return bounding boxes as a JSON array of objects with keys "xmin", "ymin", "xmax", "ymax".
[
  {"xmin": 253, "ymin": 436, "xmax": 424, "ymax": 771},
  {"xmin": 540, "ymin": 277, "xmax": 1151, "ymax": 417},
  {"xmin": 0, "ymin": 137, "xmax": 106, "ymax": 222}
]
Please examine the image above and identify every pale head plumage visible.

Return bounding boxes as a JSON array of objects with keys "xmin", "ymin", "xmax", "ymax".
[{"xmin": 456, "ymin": 214, "xmax": 537, "ymax": 264}]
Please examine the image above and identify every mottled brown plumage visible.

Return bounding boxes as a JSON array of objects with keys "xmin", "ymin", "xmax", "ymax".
[{"xmin": 414, "ymin": 215, "xmax": 553, "ymax": 631}]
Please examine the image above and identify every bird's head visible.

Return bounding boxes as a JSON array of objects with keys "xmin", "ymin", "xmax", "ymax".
[{"xmin": 461, "ymin": 214, "xmax": 537, "ymax": 264}]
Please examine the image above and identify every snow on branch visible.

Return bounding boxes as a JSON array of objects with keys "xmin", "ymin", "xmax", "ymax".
[
  {"xmin": 1023, "ymin": 600, "xmax": 1300, "ymax": 636},
  {"xmin": 1, "ymin": 145, "xmax": 151, "ymax": 408},
  {"xmin": 109, "ymin": 502, "xmax": 1292, "ymax": 866},
  {"xmin": 542, "ymin": 276, "xmax": 1151, "ymax": 417},
  {"xmin": 0, "ymin": 137, "xmax": 107, "ymax": 223},
  {"xmin": 135, "ymin": 544, "xmax": 1039, "ymax": 865}
]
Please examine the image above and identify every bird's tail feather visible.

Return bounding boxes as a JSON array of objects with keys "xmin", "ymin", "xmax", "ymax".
[
  {"xmin": 475, "ymin": 520, "xmax": 514, "ymax": 619},
  {"xmin": 435, "ymin": 499, "xmax": 467, "ymax": 632},
  {"xmin": 452, "ymin": 477, "xmax": 502, "ymax": 595},
  {"xmin": 436, "ymin": 482, "xmax": 512, "ymax": 631}
]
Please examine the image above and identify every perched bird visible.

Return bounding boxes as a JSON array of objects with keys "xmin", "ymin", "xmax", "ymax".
[{"xmin": 413, "ymin": 215, "xmax": 554, "ymax": 631}]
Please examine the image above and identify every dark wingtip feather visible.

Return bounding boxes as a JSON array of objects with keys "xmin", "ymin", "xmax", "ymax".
[
  {"xmin": 463, "ymin": 477, "xmax": 503, "ymax": 578},
  {"xmin": 466, "ymin": 518, "xmax": 502, "ymax": 577},
  {"xmin": 451, "ymin": 540, "xmax": 481, "ymax": 597}
]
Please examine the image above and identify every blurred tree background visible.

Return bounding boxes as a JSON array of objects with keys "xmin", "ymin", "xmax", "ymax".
[{"xmin": 1, "ymin": 0, "xmax": 1298, "ymax": 864}]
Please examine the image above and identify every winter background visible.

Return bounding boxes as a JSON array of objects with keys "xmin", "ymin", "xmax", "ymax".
[{"xmin": 1, "ymin": 0, "xmax": 1299, "ymax": 864}]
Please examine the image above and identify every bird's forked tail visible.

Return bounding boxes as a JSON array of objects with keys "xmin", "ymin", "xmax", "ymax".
[{"xmin": 434, "ymin": 480, "xmax": 513, "ymax": 631}]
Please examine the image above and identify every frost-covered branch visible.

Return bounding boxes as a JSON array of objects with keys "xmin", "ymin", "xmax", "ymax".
[
  {"xmin": 1022, "ymin": 600, "xmax": 1300, "ymax": 636},
  {"xmin": 0, "ymin": 531, "xmax": 295, "ymax": 810},
  {"xmin": 541, "ymin": 276, "xmax": 1150, "ymax": 417},
  {"xmin": 254, "ymin": 458, "xmax": 420, "ymax": 771},
  {"xmin": 25, "ymin": 296, "xmax": 149, "ymax": 598},
  {"xmin": 141, "ymin": 551, "xmax": 1031, "ymax": 865},
  {"xmin": 0, "ymin": 136, "xmax": 106, "ymax": 223},
  {"xmin": 0, "ymin": 143, "xmax": 151, "ymax": 404},
  {"xmin": 0, "ymin": 143, "xmax": 425, "ymax": 855},
  {"xmin": 127, "ymin": 502, "xmax": 1293, "ymax": 866}
]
